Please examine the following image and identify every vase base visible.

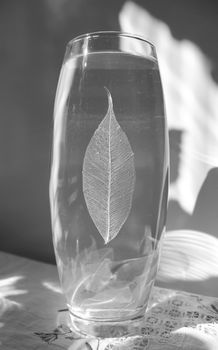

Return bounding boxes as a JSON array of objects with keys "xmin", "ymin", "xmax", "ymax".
[{"xmin": 68, "ymin": 310, "xmax": 147, "ymax": 339}]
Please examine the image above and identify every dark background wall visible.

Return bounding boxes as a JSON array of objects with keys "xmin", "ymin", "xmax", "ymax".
[{"xmin": 0, "ymin": 0, "xmax": 218, "ymax": 264}]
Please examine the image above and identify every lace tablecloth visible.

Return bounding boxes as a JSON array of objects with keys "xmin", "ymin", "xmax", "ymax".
[{"xmin": 0, "ymin": 252, "xmax": 218, "ymax": 349}]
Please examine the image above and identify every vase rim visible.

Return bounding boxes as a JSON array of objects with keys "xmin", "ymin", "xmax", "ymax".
[{"xmin": 68, "ymin": 31, "xmax": 155, "ymax": 49}]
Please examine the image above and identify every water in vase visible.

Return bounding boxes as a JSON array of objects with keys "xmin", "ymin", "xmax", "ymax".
[{"xmin": 50, "ymin": 48, "xmax": 168, "ymax": 336}]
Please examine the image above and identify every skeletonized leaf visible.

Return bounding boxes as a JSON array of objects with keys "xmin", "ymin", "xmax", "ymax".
[{"xmin": 82, "ymin": 89, "xmax": 135, "ymax": 244}]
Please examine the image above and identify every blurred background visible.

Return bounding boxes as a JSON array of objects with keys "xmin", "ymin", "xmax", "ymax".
[{"xmin": 0, "ymin": 0, "xmax": 218, "ymax": 296}]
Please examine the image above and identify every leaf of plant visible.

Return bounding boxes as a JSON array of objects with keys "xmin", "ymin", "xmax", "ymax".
[{"xmin": 82, "ymin": 89, "xmax": 135, "ymax": 244}]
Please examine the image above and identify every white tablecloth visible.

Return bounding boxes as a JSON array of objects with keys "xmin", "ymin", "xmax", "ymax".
[{"xmin": 0, "ymin": 252, "xmax": 218, "ymax": 349}]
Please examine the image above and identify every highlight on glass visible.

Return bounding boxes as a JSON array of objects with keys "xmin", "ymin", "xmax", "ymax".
[{"xmin": 49, "ymin": 31, "xmax": 169, "ymax": 338}]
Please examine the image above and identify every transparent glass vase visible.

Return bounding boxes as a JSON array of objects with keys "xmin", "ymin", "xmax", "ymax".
[{"xmin": 50, "ymin": 31, "xmax": 169, "ymax": 338}]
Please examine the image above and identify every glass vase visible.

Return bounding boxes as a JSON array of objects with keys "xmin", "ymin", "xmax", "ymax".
[{"xmin": 49, "ymin": 31, "xmax": 169, "ymax": 338}]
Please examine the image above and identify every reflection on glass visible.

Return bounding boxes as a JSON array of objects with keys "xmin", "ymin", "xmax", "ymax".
[{"xmin": 50, "ymin": 32, "xmax": 169, "ymax": 338}]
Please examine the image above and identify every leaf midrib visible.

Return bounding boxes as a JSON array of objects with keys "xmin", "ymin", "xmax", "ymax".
[{"xmin": 106, "ymin": 107, "xmax": 112, "ymax": 243}]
